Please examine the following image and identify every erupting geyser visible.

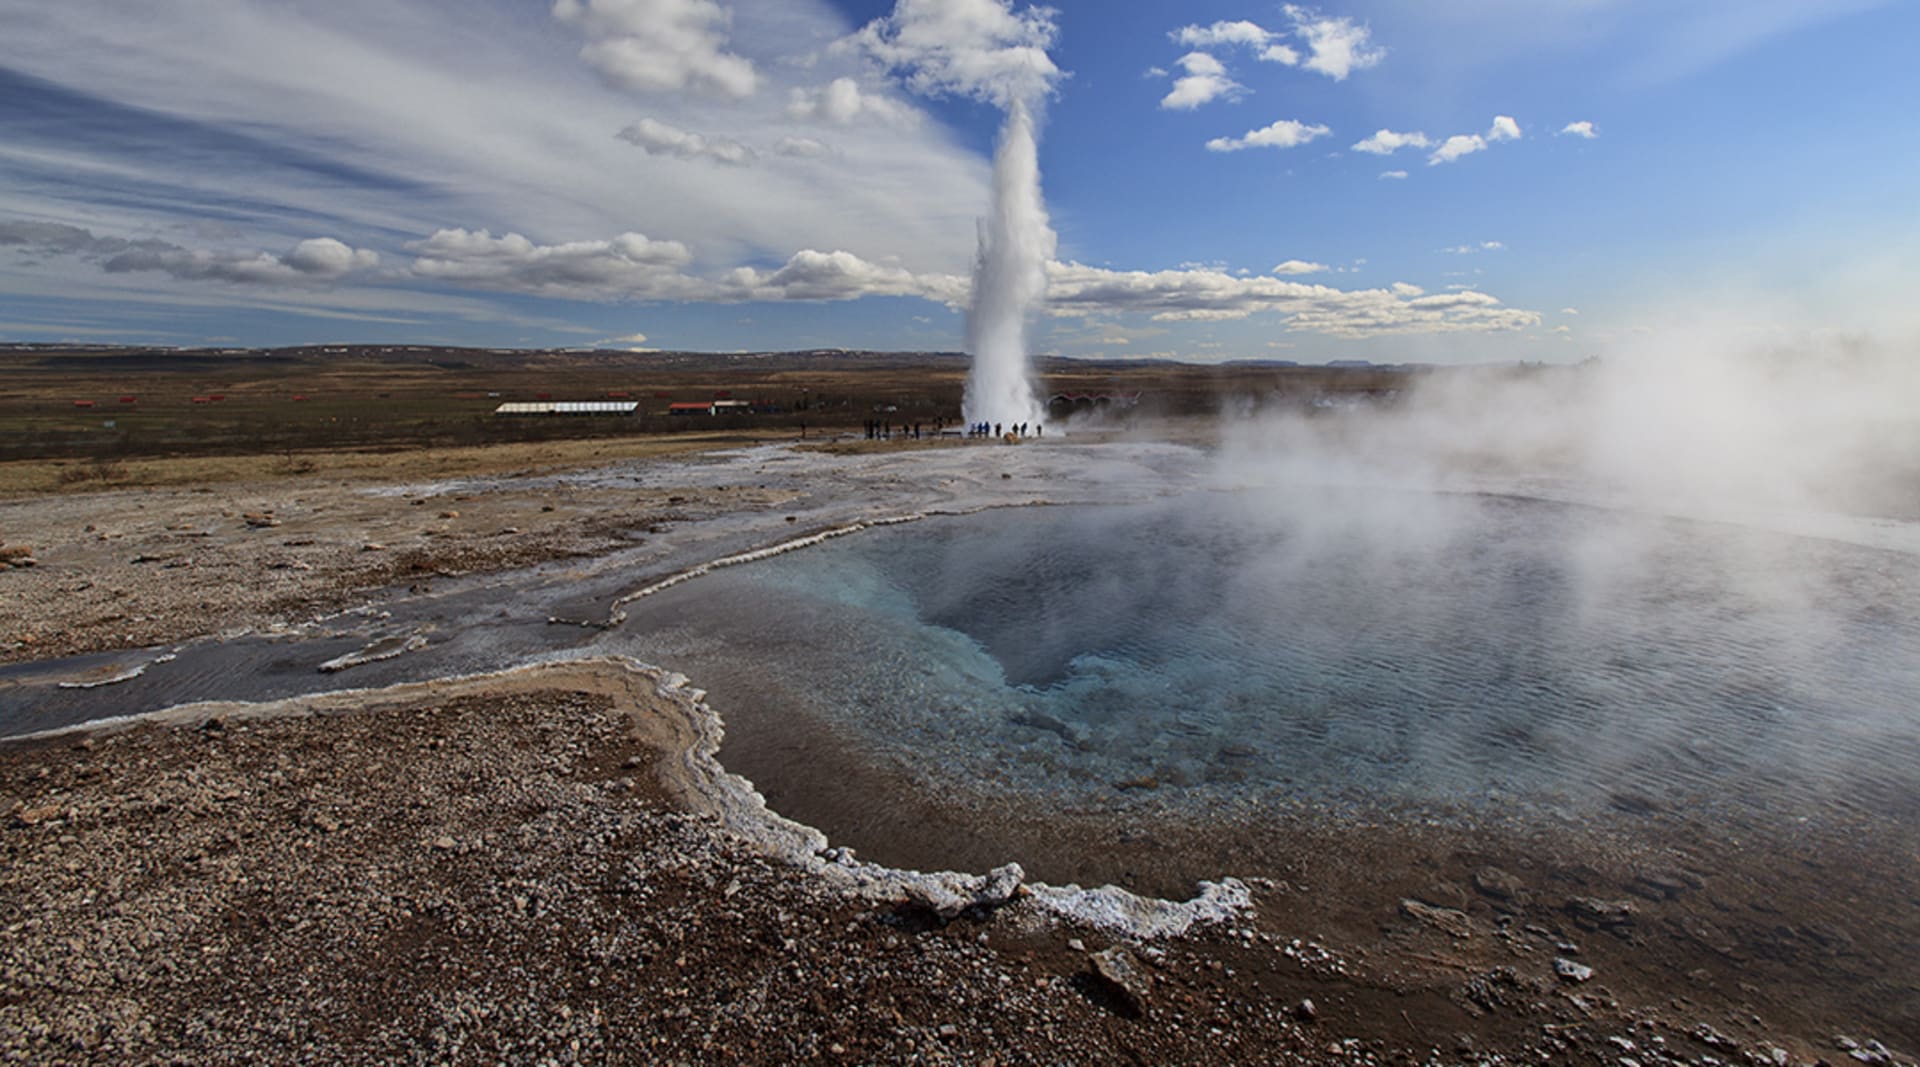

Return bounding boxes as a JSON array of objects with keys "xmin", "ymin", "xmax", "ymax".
[
  {"xmin": 964, "ymin": 97, "xmax": 1053, "ymax": 431},
  {"xmin": 855, "ymin": 0, "xmax": 1062, "ymax": 432}
]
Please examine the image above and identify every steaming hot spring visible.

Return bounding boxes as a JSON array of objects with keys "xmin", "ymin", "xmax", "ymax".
[{"xmin": 618, "ymin": 472, "xmax": 1920, "ymax": 893}]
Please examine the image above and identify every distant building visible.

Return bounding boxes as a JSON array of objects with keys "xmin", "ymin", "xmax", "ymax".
[
  {"xmin": 493, "ymin": 401, "xmax": 639, "ymax": 416},
  {"xmin": 668, "ymin": 402, "xmax": 715, "ymax": 416}
]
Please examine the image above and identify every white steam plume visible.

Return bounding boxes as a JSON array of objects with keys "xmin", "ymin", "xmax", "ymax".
[
  {"xmin": 854, "ymin": 0, "xmax": 1062, "ymax": 430},
  {"xmin": 965, "ymin": 97, "xmax": 1053, "ymax": 429}
]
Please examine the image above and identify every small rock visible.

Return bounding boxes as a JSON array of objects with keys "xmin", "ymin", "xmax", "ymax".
[
  {"xmin": 1564, "ymin": 896, "xmax": 1636, "ymax": 929},
  {"xmin": 1553, "ymin": 957, "xmax": 1593, "ymax": 983},
  {"xmin": 1847, "ymin": 1039, "xmax": 1898, "ymax": 1065},
  {"xmin": 1295, "ymin": 998, "xmax": 1318, "ymax": 1022},
  {"xmin": 1473, "ymin": 866, "xmax": 1524, "ymax": 901},
  {"xmin": 15, "ymin": 804, "xmax": 63, "ymax": 827},
  {"xmin": 1401, "ymin": 898, "xmax": 1473, "ymax": 939},
  {"xmin": 1066, "ymin": 938, "xmax": 1086, "ymax": 953},
  {"xmin": 439, "ymin": 510, "xmax": 460, "ymax": 519},
  {"xmin": 431, "ymin": 835, "xmax": 457, "ymax": 851},
  {"xmin": 362, "ymin": 542, "xmax": 386, "ymax": 552},
  {"xmin": 1691, "ymin": 1023, "xmax": 1738, "ymax": 1051},
  {"xmin": 1089, "ymin": 946, "xmax": 1152, "ymax": 1014}
]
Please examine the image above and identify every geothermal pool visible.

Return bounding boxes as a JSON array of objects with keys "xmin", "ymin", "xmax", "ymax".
[{"xmin": 621, "ymin": 487, "xmax": 1920, "ymax": 883}]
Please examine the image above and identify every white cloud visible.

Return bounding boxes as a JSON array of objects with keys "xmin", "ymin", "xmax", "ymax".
[
  {"xmin": 1283, "ymin": 3, "xmax": 1385, "ymax": 81},
  {"xmin": 552, "ymin": 0, "xmax": 758, "ymax": 98},
  {"xmin": 407, "ymin": 228, "xmax": 697, "ymax": 298},
  {"xmin": 401, "ymin": 228, "xmax": 970, "ymax": 306},
  {"xmin": 9, "ymin": 214, "xmax": 1544, "ymax": 340},
  {"xmin": 0, "ymin": 221, "xmax": 379, "ymax": 284},
  {"xmin": 615, "ymin": 118, "xmax": 755, "ymax": 165},
  {"xmin": 1044, "ymin": 261, "xmax": 1539, "ymax": 336},
  {"xmin": 1206, "ymin": 119, "xmax": 1332, "ymax": 153},
  {"xmin": 1428, "ymin": 116, "xmax": 1523, "ymax": 164},
  {"xmin": 284, "ymin": 238, "xmax": 382, "ymax": 277},
  {"xmin": 851, "ymin": 0, "xmax": 1062, "ymax": 106},
  {"xmin": 1174, "ymin": 20, "xmax": 1271, "ymax": 49},
  {"xmin": 1261, "ymin": 43, "xmax": 1304, "ymax": 66},
  {"xmin": 1169, "ymin": 6, "xmax": 1379, "ymax": 79},
  {"xmin": 774, "ymin": 136, "xmax": 835, "ymax": 159},
  {"xmin": 1428, "ymin": 134, "xmax": 1486, "ymax": 165},
  {"xmin": 1379, "ymin": 170, "xmax": 1408, "ymax": 180},
  {"xmin": 1171, "ymin": 20, "xmax": 1300, "ymax": 66},
  {"xmin": 786, "ymin": 77, "xmax": 920, "ymax": 126},
  {"xmin": 1560, "ymin": 120, "xmax": 1598, "ymax": 139},
  {"xmin": 721, "ymin": 248, "xmax": 966, "ymax": 303},
  {"xmin": 1561, "ymin": 307, "xmax": 1580, "ymax": 315},
  {"xmin": 1272, "ymin": 259, "xmax": 1329, "ymax": 275},
  {"xmin": 1441, "ymin": 241, "xmax": 1506, "ymax": 254},
  {"xmin": 1160, "ymin": 52, "xmax": 1241, "ymax": 110},
  {"xmin": 0, "ymin": 0, "xmax": 996, "ymax": 292},
  {"xmin": 1352, "ymin": 128, "xmax": 1430, "ymax": 155}
]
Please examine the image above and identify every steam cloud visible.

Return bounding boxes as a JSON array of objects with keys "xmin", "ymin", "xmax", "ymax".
[
  {"xmin": 857, "ymin": 0, "xmax": 1063, "ymax": 430},
  {"xmin": 1196, "ymin": 324, "xmax": 1920, "ymax": 808}
]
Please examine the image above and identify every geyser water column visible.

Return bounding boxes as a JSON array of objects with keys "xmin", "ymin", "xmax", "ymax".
[
  {"xmin": 853, "ymin": 0, "xmax": 1063, "ymax": 431},
  {"xmin": 964, "ymin": 97, "xmax": 1053, "ymax": 431}
]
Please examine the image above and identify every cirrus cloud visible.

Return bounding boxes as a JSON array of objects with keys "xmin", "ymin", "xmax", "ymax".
[{"xmin": 615, "ymin": 118, "xmax": 755, "ymax": 165}]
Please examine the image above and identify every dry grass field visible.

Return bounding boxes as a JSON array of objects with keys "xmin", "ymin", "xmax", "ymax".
[{"xmin": 0, "ymin": 343, "xmax": 1420, "ymax": 488}]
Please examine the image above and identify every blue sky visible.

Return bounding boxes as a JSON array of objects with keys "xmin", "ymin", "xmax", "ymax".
[{"xmin": 1, "ymin": 0, "xmax": 1914, "ymax": 364}]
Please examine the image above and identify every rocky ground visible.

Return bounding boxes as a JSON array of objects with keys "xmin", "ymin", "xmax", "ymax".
[{"xmin": 0, "ymin": 468, "xmax": 795, "ymax": 664}]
